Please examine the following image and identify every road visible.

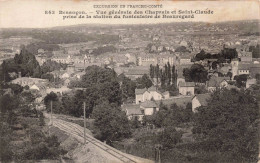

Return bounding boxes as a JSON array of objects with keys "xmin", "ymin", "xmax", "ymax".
[{"xmin": 45, "ymin": 113, "xmax": 153, "ymax": 163}]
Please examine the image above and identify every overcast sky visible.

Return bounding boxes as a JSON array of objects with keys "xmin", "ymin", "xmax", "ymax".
[{"xmin": 0, "ymin": 0, "xmax": 259, "ymax": 28}]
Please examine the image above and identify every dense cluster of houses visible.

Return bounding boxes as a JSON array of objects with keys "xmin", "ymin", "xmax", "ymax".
[
  {"xmin": 2, "ymin": 22, "xmax": 260, "ymax": 124},
  {"xmin": 121, "ymin": 46, "xmax": 260, "ymax": 122}
]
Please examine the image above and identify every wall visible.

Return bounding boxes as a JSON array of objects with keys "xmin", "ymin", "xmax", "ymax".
[
  {"xmin": 150, "ymin": 91, "xmax": 162, "ymax": 100},
  {"xmin": 143, "ymin": 107, "xmax": 157, "ymax": 115},
  {"xmin": 136, "ymin": 94, "xmax": 143, "ymax": 104},
  {"xmin": 238, "ymin": 70, "xmax": 250, "ymax": 75},
  {"xmin": 192, "ymin": 97, "xmax": 201, "ymax": 113},
  {"xmin": 179, "ymin": 87, "xmax": 194, "ymax": 95}
]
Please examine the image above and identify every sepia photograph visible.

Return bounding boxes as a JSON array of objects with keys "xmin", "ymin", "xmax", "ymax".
[{"xmin": 0, "ymin": 0, "xmax": 260, "ymax": 162}]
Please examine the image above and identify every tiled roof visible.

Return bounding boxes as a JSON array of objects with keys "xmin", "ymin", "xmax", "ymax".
[
  {"xmin": 246, "ymin": 78, "xmax": 257, "ymax": 85},
  {"xmin": 135, "ymin": 88, "xmax": 147, "ymax": 95},
  {"xmin": 162, "ymin": 91, "xmax": 170, "ymax": 95},
  {"xmin": 238, "ymin": 64, "xmax": 251, "ymax": 70},
  {"xmin": 208, "ymin": 77, "xmax": 229, "ymax": 87},
  {"xmin": 140, "ymin": 101, "xmax": 158, "ymax": 108},
  {"xmin": 148, "ymin": 86, "xmax": 157, "ymax": 92},
  {"xmin": 192, "ymin": 94, "xmax": 211, "ymax": 106},
  {"xmin": 155, "ymin": 96, "xmax": 193, "ymax": 108},
  {"xmin": 125, "ymin": 69, "xmax": 149, "ymax": 75},
  {"xmin": 74, "ymin": 62, "xmax": 102, "ymax": 68},
  {"xmin": 122, "ymin": 104, "xmax": 142, "ymax": 115}
]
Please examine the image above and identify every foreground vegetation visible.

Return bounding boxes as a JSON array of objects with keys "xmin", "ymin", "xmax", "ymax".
[
  {"xmin": 43, "ymin": 65, "xmax": 260, "ymax": 163},
  {"xmin": 0, "ymin": 83, "xmax": 65, "ymax": 162}
]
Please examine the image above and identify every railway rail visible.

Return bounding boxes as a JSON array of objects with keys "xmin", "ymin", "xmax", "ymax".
[{"xmin": 53, "ymin": 118, "xmax": 138, "ymax": 163}]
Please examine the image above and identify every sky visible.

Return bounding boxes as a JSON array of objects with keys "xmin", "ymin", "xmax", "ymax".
[{"xmin": 0, "ymin": 0, "xmax": 259, "ymax": 28}]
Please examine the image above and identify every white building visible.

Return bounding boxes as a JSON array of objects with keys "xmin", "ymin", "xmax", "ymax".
[{"xmin": 135, "ymin": 86, "xmax": 170, "ymax": 104}]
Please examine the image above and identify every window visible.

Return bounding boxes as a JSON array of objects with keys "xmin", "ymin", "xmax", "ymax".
[{"xmin": 153, "ymin": 107, "xmax": 156, "ymax": 114}]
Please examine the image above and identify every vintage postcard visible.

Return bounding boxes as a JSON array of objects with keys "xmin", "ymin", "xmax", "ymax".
[{"xmin": 0, "ymin": 0, "xmax": 259, "ymax": 162}]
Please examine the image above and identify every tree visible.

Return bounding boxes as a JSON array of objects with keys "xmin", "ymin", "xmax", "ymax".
[
  {"xmin": 92, "ymin": 102, "xmax": 132, "ymax": 142},
  {"xmin": 61, "ymin": 93, "xmax": 82, "ymax": 117},
  {"xmin": 156, "ymin": 126, "xmax": 182, "ymax": 149},
  {"xmin": 155, "ymin": 64, "xmax": 160, "ymax": 82},
  {"xmin": 211, "ymin": 61, "xmax": 219, "ymax": 70},
  {"xmin": 167, "ymin": 62, "xmax": 171, "ymax": 85},
  {"xmin": 234, "ymin": 74, "xmax": 248, "ymax": 88},
  {"xmin": 161, "ymin": 71, "xmax": 166, "ymax": 88},
  {"xmin": 221, "ymin": 48, "xmax": 238, "ymax": 60},
  {"xmin": 121, "ymin": 75, "xmax": 137, "ymax": 101},
  {"xmin": 9, "ymin": 84, "xmax": 23, "ymax": 94},
  {"xmin": 136, "ymin": 74, "xmax": 153, "ymax": 89},
  {"xmin": 33, "ymin": 66, "xmax": 42, "ymax": 78},
  {"xmin": 41, "ymin": 73, "xmax": 54, "ymax": 82},
  {"xmin": 150, "ymin": 64, "xmax": 154, "ymax": 79},
  {"xmin": 249, "ymin": 44, "xmax": 260, "ymax": 58},
  {"xmin": 195, "ymin": 49, "xmax": 206, "ymax": 61},
  {"xmin": 183, "ymin": 68, "xmax": 192, "ymax": 82},
  {"xmin": 39, "ymin": 112, "xmax": 45, "ymax": 126},
  {"xmin": 255, "ymin": 73, "xmax": 260, "ymax": 84},
  {"xmin": 226, "ymin": 72, "xmax": 232, "ymax": 80},
  {"xmin": 0, "ymin": 94, "xmax": 19, "ymax": 114},
  {"xmin": 193, "ymin": 89, "xmax": 259, "ymax": 162},
  {"xmin": 67, "ymin": 66, "xmax": 122, "ymax": 116},
  {"xmin": 171, "ymin": 65, "xmax": 176, "ymax": 87},
  {"xmin": 183, "ymin": 64, "xmax": 208, "ymax": 83},
  {"xmin": 41, "ymin": 60, "xmax": 67, "ymax": 74},
  {"xmin": 44, "ymin": 92, "xmax": 60, "ymax": 113},
  {"xmin": 0, "ymin": 122, "xmax": 13, "ymax": 162},
  {"xmin": 195, "ymin": 85, "xmax": 208, "ymax": 94}
]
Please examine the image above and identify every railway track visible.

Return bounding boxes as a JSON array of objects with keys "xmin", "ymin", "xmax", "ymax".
[{"xmin": 53, "ymin": 118, "xmax": 138, "ymax": 163}]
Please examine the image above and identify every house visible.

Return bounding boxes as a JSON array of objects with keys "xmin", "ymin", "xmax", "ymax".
[
  {"xmin": 231, "ymin": 59, "xmax": 239, "ymax": 79},
  {"xmin": 125, "ymin": 66, "xmax": 149, "ymax": 80},
  {"xmin": 73, "ymin": 71, "xmax": 86, "ymax": 79},
  {"xmin": 30, "ymin": 84, "xmax": 46, "ymax": 91},
  {"xmin": 11, "ymin": 77, "xmax": 48, "ymax": 87},
  {"xmin": 64, "ymin": 78, "xmax": 71, "ymax": 87},
  {"xmin": 35, "ymin": 56, "xmax": 47, "ymax": 66},
  {"xmin": 207, "ymin": 77, "xmax": 229, "ymax": 92},
  {"xmin": 46, "ymin": 87, "xmax": 71, "ymax": 95},
  {"xmin": 51, "ymin": 55, "xmax": 70, "ymax": 64},
  {"xmin": 74, "ymin": 62, "xmax": 102, "ymax": 71},
  {"xmin": 246, "ymin": 78, "xmax": 257, "ymax": 89},
  {"xmin": 140, "ymin": 101, "xmax": 159, "ymax": 116},
  {"xmin": 178, "ymin": 82, "xmax": 195, "ymax": 95},
  {"xmin": 155, "ymin": 96, "xmax": 193, "ymax": 108},
  {"xmin": 28, "ymin": 83, "xmax": 48, "ymax": 96},
  {"xmin": 238, "ymin": 51, "xmax": 252, "ymax": 62},
  {"xmin": 250, "ymin": 64, "xmax": 260, "ymax": 78},
  {"xmin": 136, "ymin": 54, "xmax": 157, "ymax": 66},
  {"xmin": 37, "ymin": 49, "xmax": 45, "ymax": 54},
  {"xmin": 238, "ymin": 64, "xmax": 250, "ymax": 75},
  {"xmin": 61, "ymin": 72, "xmax": 70, "ymax": 79},
  {"xmin": 122, "ymin": 104, "xmax": 143, "ymax": 121},
  {"xmin": 135, "ymin": 86, "xmax": 170, "ymax": 104},
  {"xmin": 191, "ymin": 94, "xmax": 211, "ymax": 113}
]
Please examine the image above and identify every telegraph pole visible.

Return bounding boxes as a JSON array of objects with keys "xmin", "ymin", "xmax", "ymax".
[
  {"xmin": 158, "ymin": 148, "xmax": 161, "ymax": 163},
  {"xmin": 51, "ymin": 100, "xmax": 53, "ymax": 125},
  {"xmin": 83, "ymin": 101, "xmax": 86, "ymax": 144}
]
